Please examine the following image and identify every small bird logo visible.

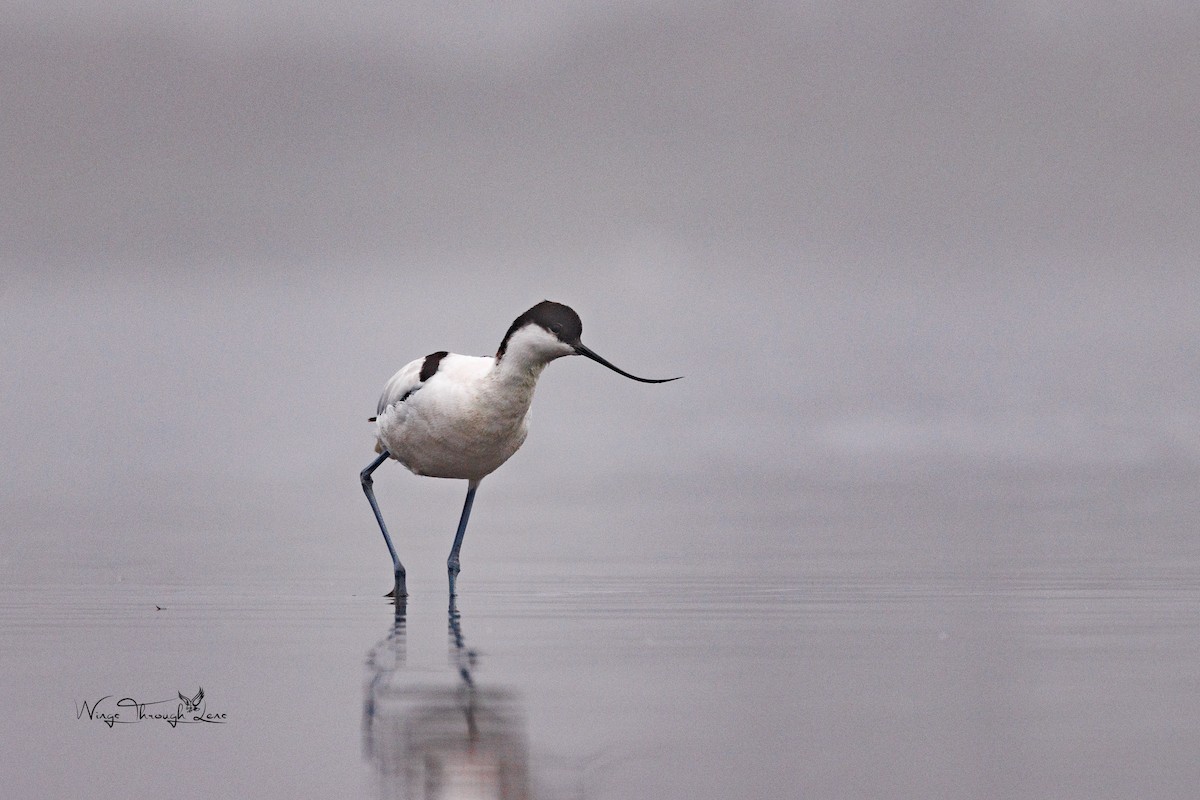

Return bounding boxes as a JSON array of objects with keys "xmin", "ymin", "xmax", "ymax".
[{"xmin": 178, "ymin": 687, "xmax": 204, "ymax": 713}]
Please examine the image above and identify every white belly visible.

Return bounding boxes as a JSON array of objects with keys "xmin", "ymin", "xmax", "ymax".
[
  {"xmin": 380, "ymin": 409, "xmax": 528, "ymax": 480},
  {"xmin": 375, "ymin": 370, "xmax": 534, "ymax": 481}
]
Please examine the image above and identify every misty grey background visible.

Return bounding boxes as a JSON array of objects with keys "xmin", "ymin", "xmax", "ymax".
[
  {"xmin": 3, "ymin": 2, "xmax": 1200, "ymax": 798},
  {"xmin": 5, "ymin": 0, "xmax": 1198, "ymax": 579}
]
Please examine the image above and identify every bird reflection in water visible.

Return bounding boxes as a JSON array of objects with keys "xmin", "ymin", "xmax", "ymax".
[{"xmin": 363, "ymin": 597, "xmax": 530, "ymax": 799}]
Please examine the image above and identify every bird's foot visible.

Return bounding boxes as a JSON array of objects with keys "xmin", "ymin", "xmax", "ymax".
[{"xmin": 386, "ymin": 569, "xmax": 407, "ymax": 599}]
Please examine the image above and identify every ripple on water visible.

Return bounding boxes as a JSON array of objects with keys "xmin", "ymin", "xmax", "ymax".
[{"xmin": 3, "ymin": 557, "xmax": 1198, "ymax": 645}]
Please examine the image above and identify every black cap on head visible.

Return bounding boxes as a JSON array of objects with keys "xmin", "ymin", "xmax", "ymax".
[
  {"xmin": 497, "ymin": 300, "xmax": 582, "ymax": 357},
  {"xmin": 498, "ymin": 300, "xmax": 681, "ymax": 384}
]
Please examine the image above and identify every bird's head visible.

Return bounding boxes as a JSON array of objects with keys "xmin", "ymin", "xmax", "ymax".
[{"xmin": 497, "ymin": 300, "xmax": 681, "ymax": 383}]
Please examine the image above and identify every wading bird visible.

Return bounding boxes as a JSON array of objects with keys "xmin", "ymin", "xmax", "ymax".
[{"xmin": 360, "ymin": 300, "xmax": 679, "ymax": 597}]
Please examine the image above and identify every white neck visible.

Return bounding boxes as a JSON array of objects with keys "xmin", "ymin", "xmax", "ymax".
[
  {"xmin": 491, "ymin": 325, "xmax": 574, "ymax": 387},
  {"xmin": 490, "ymin": 350, "xmax": 547, "ymax": 391}
]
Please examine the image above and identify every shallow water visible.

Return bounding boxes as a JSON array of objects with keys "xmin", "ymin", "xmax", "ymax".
[
  {"xmin": 3, "ymin": 267, "xmax": 1199, "ymax": 796},
  {"xmin": 4, "ymin": 545, "xmax": 1200, "ymax": 799},
  {"xmin": 5, "ymin": 0, "xmax": 1200, "ymax": 792}
]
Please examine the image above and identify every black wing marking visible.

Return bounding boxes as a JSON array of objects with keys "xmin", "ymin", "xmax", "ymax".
[
  {"xmin": 419, "ymin": 351, "xmax": 449, "ymax": 382},
  {"xmin": 371, "ymin": 351, "xmax": 449, "ymax": 421},
  {"xmin": 402, "ymin": 350, "xmax": 449, "ymax": 402}
]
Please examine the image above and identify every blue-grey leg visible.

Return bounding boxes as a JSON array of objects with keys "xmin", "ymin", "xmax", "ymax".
[
  {"xmin": 361, "ymin": 451, "xmax": 406, "ymax": 598},
  {"xmin": 447, "ymin": 479, "xmax": 480, "ymax": 597}
]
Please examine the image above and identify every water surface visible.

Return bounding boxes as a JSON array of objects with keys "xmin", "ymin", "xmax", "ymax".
[{"xmin": 4, "ymin": 540, "xmax": 1199, "ymax": 798}]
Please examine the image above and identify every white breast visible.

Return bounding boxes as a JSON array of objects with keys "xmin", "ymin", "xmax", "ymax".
[{"xmin": 375, "ymin": 354, "xmax": 536, "ymax": 481}]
